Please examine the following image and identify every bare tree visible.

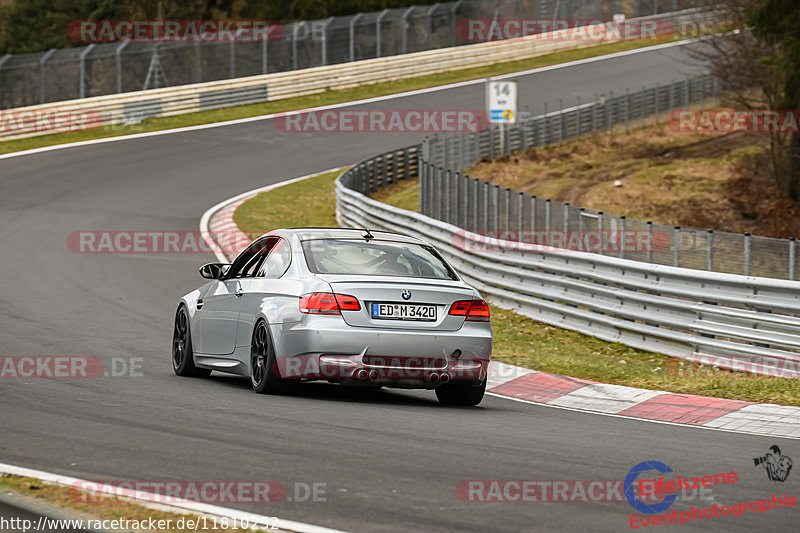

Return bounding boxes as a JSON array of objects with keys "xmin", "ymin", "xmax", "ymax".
[{"xmin": 682, "ymin": 0, "xmax": 789, "ymax": 196}]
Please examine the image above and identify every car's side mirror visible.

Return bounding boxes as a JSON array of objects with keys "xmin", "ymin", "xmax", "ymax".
[{"xmin": 199, "ymin": 263, "xmax": 230, "ymax": 279}]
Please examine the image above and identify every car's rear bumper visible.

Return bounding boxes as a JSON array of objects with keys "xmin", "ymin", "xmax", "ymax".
[{"xmin": 271, "ymin": 316, "xmax": 492, "ymax": 385}]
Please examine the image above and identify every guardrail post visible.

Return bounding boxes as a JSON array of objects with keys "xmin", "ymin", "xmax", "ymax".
[
  {"xmin": 639, "ymin": 85, "xmax": 645, "ymax": 128},
  {"xmin": 598, "ymin": 211, "xmax": 604, "ymax": 255},
  {"xmin": 489, "ymin": 125, "xmax": 495, "ymax": 159},
  {"xmin": 673, "ymin": 226, "xmax": 680, "ymax": 267},
  {"xmin": 375, "ymin": 10, "xmax": 389, "ymax": 58},
  {"xmin": 684, "ymin": 77, "xmax": 690, "ymax": 107},
  {"xmin": 230, "ymin": 30, "xmax": 237, "ymax": 78},
  {"xmin": 669, "ymin": 79, "xmax": 674, "ymax": 112},
  {"xmin": 625, "ymin": 88, "xmax": 630, "ymax": 133},
  {"xmin": 544, "ymin": 102, "xmax": 550, "ymax": 144},
  {"xmin": 504, "ymin": 188, "xmax": 511, "ymax": 231},
  {"xmin": 606, "ymin": 91, "xmax": 613, "ymax": 132},
  {"xmin": 576, "ymin": 96, "xmax": 581, "ymax": 138},
  {"xmin": 790, "ymin": 237, "xmax": 797, "ymax": 281},
  {"xmin": 592, "ymin": 94, "xmax": 597, "ymax": 132},
  {"xmin": 518, "ymin": 192, "xmax": 524, "ymax": 235},
  {"xmin": 451, "ymin": 0, "xmax": 463, "ymax": 46},
  {"xmin": 114, "ymin": 41, "xmax": 130, "ymax": 93},
  {"xmin": 79, "ymin": 44, "xmax": 95, "ymax": 99},
  {"xmin": 563, "ymin": 202, "xmax": 570, "ymax": 234},
  {"xmin": 262, "ymin": 33, "xmax": 268, "ymax": 74},
  {"xmin": 483, "ymin": 181, "xmax": 490, "ymax": 233},
  {"xmin": 443, "ymin": 134, "xmax": 450, "ymax": 173},
  {"xmin": 427, "ymin": 3, "xmax": 440, "ymax": 49},
  {"xmin": 713, "ymin": 76, "xmax": 718, "ymax": 107},
  {"xmin": 545, "ymin": 199, "xmax": 551, "ymax": 234},
  {"xmin": 646, "ymin": 220, "xmax": 653, "ymax": 263},
  {"xmin": 39, "ymin": 48, "xmax": 56, "ymax": 104},
  {"xmin": 349, "ymin": 14, "xmax": 363, "ymax": 62},
  {"xmin": 472, "ymin": 177, "xmax": 479, "ymax": 231},
  {"xmin": 392, "ymin": 151, "xmax": 399, "ymax": 184},
  {"xmin": 322, "ymin": 17, "xmax": 335, "ymax": 65},
  {"xmin": 459, "ymin": 131, "xmax": 465, "ymax": 171},
  {"xmin": 619, "ymin": 215, "xmax": 626, "ymax": 258},
  {"xmin": 559, "ymin": 98, "xmax": 565, "ymax": 141},
  {"xmin": 492, "ymin": 185, "xmax": 500, "ymax": 233},
  {"xmin": 463, "ymin": 173, "xmax": 470, "ymax": 229},
  {"xmin": 402, "ymin": 7, "xmax": 415, "ymax": 54},
  {"xmin": 531, "ymin": 195, "xmax": 537, "ymax": 233},
  {"xmin": 700, "ymin": 74, "xmax": 706, "ymax": 110},
  {"xmin": 707, "ymin": 229, "xmax": 714, "ymax": 271},
  {"xmin": 292, "ymin": 22, "xmax": 306, "ymax": 71},
  {"xmin": 654, "ymin": 83, "xmax": 659, "ymax": 124},
  {"xmin": 445, "ymin": 169, "xmax": 452, "ymax": 223},
  {"xmin": 744, "ymin": 232, "xmax": 751, "ymax": 276}
]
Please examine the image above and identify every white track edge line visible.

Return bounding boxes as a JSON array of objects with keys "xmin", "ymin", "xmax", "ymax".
[
  {"xmin": 0, "ymin": 462, "xmax": 347, "ymax": 533},
  {"xmin": 0, "ymin": 38, "xmax": 697, "ymax": 162}
]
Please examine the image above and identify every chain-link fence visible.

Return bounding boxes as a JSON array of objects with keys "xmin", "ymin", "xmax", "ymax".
[
  {"xmin": 0, "ymin": 0, "xmax": 707, "ymax": 109},
  {"xmin": 419, "ymin": 74, "xmax": 799, "ymax": 281}
]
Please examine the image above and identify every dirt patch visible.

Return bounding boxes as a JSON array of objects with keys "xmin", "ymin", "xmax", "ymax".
[{"xmin": 469, "ymin": 123, "xmax": 800, "ymax": 238}]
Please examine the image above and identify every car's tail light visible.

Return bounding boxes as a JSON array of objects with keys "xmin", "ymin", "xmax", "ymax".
[
  {"xmin": 448, "ymin": 299, "xmax": 490, "ymax": 321},
  {"xmin": 299, "ymin": 292, "xmax": 361, "ymax": 314},
  {"xmin": 334, "ymin": 294, "xmax": 361, "ymax": 311}
]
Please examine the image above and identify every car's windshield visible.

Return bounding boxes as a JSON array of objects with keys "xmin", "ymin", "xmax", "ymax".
[{"xmin": 302, "ymin": 239, "xmax": 458, "ymax": 280}]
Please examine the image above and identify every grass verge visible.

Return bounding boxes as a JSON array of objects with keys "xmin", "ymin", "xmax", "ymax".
[
  {"xmin": 234, "ymin": 171, "xmax": 800, "ymax": 406},
  {"xmin": 0, "ymin": 475, "xmax": 270, "ymax": 532},
  {"xmin": 0, "ymin": 36, "xmax": 678, "ymax": 155}
]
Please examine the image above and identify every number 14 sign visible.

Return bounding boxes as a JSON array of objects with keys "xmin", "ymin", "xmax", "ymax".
[{"xmin": 487, "ymin": 80, "xmax": 518, "ymax": 124}]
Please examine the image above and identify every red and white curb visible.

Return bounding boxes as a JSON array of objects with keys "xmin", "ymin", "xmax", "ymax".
[
  {"xmin": 202, "ymin": 174, "xmax": 800, "ymax": 441},
  {"xmin": 488, "ymin": 362, "xmax": 800, "ymax": 439}
]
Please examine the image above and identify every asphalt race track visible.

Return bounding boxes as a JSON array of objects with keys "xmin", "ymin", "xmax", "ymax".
[{"xmin": 1, "ymin": 43, "xmax": 797, "ymax": 532}]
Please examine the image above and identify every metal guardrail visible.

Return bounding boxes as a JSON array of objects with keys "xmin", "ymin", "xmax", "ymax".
[
  {"xmin": 422, "ymin": 74, "xmax": 799, "ymax": 281},
  {"xmin": 0, "ymin": 0, "xmax": 705, "ymax": 109},
  {"xmin": 336, "ymin": 147, "xmax": 800, "ymax": 378},
  {"xmin": 0, "ymin": 12, "xmax": 699, "ymax": 142}
]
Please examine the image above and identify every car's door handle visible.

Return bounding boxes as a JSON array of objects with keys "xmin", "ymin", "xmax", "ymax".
[
  {"xmin": 196, "ymin": 299, "xmax": 204, "ymax": 310},
  {"xmin": 234, "ymin": 282, "xmax": 244, "ymax": 297}
]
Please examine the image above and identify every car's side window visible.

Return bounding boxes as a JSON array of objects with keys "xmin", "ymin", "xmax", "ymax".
[
  {"xmin": 226, "ymin": 237, "xmax": 274, "ymax": 278},
  {"xmin": 257, "ymin": 237, "xmax": 291, "ymax": 278}
]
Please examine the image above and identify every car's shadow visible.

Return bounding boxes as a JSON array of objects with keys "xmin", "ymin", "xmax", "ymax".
[{"xmin": 203, "ymin": 373, "xmax": 489, "ymax": 409}]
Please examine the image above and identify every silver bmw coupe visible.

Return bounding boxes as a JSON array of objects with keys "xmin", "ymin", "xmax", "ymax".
[{"xmin": 172, "ymin": 228, "xmax": 493, "ymax": 405}]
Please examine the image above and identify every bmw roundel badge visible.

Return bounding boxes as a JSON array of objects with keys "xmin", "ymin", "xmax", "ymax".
[{"xmin": 402, "ymin": 290, "xmax": 412, "ymax": 300}]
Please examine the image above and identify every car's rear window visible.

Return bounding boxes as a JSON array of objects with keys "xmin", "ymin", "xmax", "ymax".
[{"xmin": 301, "ymin": 239, "xmax": 458, "ymax": 280}]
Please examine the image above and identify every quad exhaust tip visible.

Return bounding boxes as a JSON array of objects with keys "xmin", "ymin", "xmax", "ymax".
[{"xmin": 354, "ymin": 369, "xmax": 368, "ymax": 380}]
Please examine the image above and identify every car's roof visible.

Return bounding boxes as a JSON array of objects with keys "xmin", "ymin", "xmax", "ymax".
[{"xmin": 283, "ymin": 227, "xmax": 426, "ymax": 244}]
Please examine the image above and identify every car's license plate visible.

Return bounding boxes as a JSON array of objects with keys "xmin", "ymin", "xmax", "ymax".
[{"xmin": 371, "ymin": 302, "xmax": 436, "ymax": 321}]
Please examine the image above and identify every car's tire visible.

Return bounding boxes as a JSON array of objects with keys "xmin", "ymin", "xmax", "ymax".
[
  {"xmin": 435, "ymin": 381, "xmax": 486, "ymax": 406},
  {"xmin": 250, "ymin": 320, "xmax": 294, "ymax": 394},
  {"xmin": 172, "ymin": 305, "xmax": 211, "ymax": 378}
]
